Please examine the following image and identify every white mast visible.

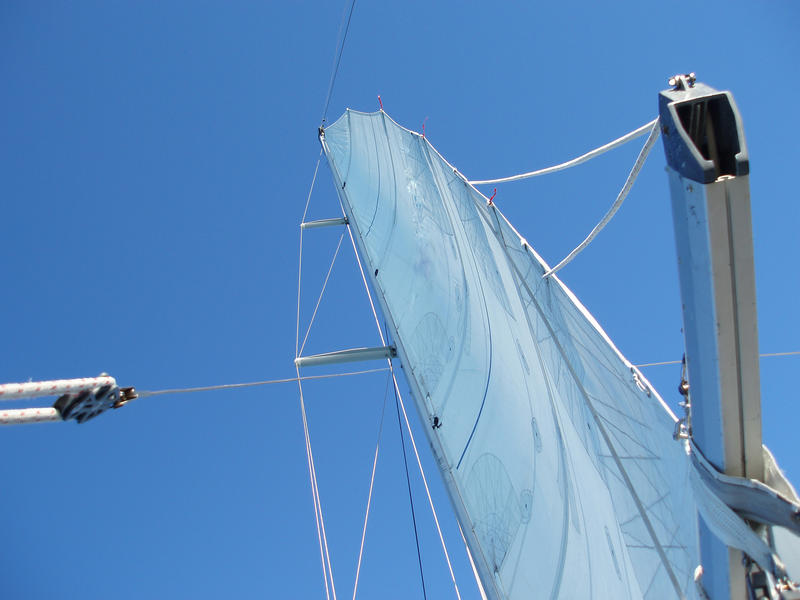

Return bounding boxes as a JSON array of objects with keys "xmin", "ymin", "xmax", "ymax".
[{"xmin": 660, "ymin": 75, "xmax": 767, "ymax": 599}]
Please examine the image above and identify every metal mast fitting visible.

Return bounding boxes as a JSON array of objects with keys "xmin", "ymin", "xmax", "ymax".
[{"xmin": 660, "ymin": 74, "xmax": 763, "ymax": 599}]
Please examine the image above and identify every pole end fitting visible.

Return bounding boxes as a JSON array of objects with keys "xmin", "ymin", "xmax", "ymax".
[
  {"xmin": 668, "ymin": 73, "xmax": 696, "ymax": 90},
  {"xmin": 115, "ymin": 387, "xmax": 138, "ymax": 408}
]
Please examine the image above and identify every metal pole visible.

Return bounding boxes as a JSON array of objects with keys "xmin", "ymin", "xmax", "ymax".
[
  {"xmin": 294, "ymin": 346, "xmax": 396, "ymax": 368},
  {"xmin": 301, "ymin": 217, "xmax": 348, "ymax": 229},
  {"xmin": 659, "ymin": 74, "xmax": 763, "ymax": 599}
]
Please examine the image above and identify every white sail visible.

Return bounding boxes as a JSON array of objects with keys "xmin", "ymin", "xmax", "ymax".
[{"xmin": 322, "ymin": 110, "xmax": 698, "ymax": 599}]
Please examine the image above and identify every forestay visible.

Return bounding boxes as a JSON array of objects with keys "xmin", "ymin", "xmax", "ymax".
[{"xmin": 322, "ymin": 110, "xmax": 698, "ymax": 600}]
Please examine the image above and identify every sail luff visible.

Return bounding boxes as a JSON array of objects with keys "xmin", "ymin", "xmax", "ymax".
[{"xmin": 319, "ymin": 120, "xmax": 505, "ymax": 600}]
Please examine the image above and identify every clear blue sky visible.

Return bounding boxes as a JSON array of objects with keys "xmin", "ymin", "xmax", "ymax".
[{"xmin": 1, "ymin": 2, "xmax": 798, "ymax": 598}]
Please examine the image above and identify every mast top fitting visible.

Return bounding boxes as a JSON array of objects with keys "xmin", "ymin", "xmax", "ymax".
[{"xmin": 668, "ymin": 73, "xmax": 696, "ymax": 91}]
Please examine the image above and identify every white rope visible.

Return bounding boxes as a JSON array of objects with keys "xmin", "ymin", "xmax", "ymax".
[
  {"xmin": 0, "ymin": 375, "xmax": 116, "ymax": 401},
  {"xmin": 469, "ymin": 118, "xmax": 658, "ymax": 185},
  {"xmin": 345, "ymin": 224, "xmax": 462, "ymax": 599},
  {"xmin": 543, "ymin": 118, "xmax": 661, "ymax": 278},
  {"xmin": 0, "ymin": 407, "xmax": 62, "ymax": 425},
  {"xmin": 351, "ymin": 375, "xmax": 389, "ymax": 600},
  {"xmin": 300, "ymin": 231, "xmax": 346, "ymax": 355}
]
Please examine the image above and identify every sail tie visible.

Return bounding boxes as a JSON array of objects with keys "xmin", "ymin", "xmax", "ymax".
[
  {"xmin": 689, "ymin": 441, "xmax": 789, "ymax": 581},
  {"xmin": 469, "ymin": 117, "xmax": 658, "ymax": 185},
  {"xmin": 542, "ymin": 117, "xmax": 661, "ymax": 277}
]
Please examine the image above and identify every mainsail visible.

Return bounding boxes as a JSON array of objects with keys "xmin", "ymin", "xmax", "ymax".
[{"xmin": 321, "ymin": 110, "xmax": 698, "ymax": 599}]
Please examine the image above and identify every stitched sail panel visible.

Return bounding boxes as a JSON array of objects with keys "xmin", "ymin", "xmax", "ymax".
[{"xmin": 323, "ymin": 110, "xmax": 697, "ymax": 599}]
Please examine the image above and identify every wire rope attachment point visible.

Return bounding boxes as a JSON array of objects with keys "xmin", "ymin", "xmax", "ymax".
[
  {"xmin": 55, "ymin": 383, "xmax": 138, "ymax": 424},
  {"xmin": 0, "ymin": 374, "xmax": 137, "ymax": 426}
]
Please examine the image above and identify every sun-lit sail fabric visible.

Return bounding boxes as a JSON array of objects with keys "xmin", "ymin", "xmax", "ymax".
[{"xmin": 322, "ymin": 110, "xmax": 698, "ymax": 600}]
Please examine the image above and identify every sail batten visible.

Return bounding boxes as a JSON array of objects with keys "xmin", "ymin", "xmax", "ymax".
[{"xmin": 322, "ymin": 109, "xmax": 698, "ymax": 599}]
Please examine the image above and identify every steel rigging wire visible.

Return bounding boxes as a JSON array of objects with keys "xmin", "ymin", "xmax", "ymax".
[{"xmin": 320, "ymin": 0, "xmax": 358, "ymax": 126}]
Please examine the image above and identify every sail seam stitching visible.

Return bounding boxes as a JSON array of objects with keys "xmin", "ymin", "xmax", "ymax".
[
  {"xmin": 504, "ymin": 249, "xmax": 687, "ymax": 599},
  {"xmin": 325, "ymin": 119, "xmax": 494, "ymax": 600},
  {"xmin": 477, "ymin": 197, "xmax": 686, "ymax": 598}
]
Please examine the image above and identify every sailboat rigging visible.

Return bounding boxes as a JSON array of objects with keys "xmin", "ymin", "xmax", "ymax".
[
  {"xmin": 2, "ymin": 6, "xmax": 799, "ymax": 596},
  {"xmin": 4, "ymin": 78, "xmax": 799, "ymax": 598},
  {"xmin": 290, "ymin": 76, "xmax": 800, "ymax": 599}
]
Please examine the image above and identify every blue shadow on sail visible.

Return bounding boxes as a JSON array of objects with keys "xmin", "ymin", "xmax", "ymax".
[{"xmin": 322, "ymin": 109, "xmax": 698, "ymax": 600}]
